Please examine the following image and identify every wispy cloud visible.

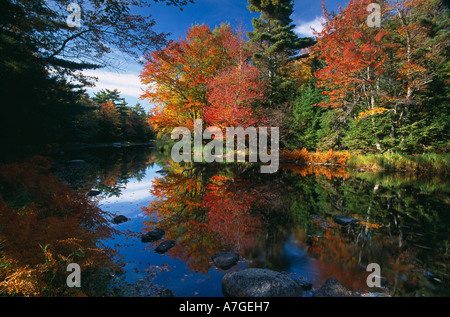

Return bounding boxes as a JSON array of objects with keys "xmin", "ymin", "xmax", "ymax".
[
  {"xmin": 294, "ymin": 16, "xmax": 324, "ymax": 37},
  {"xmin": 83, "ymin": 69, "xmax": 144, "ymax": 99}
]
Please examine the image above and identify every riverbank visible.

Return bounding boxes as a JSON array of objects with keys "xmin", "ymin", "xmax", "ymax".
[
  {"xmin": 0, "ymin": 141, "xmax": 156, "ymax": 163},
  {"xmin": 347, "ymin": 152, "xmax": 450, "ymax": 174},
  {"xmin": 281, "ymin": 149, "xmax": 450, "ymax": 174}
]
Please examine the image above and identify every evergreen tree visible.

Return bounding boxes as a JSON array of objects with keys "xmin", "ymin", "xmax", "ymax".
[
  {"xmin": 289, "ymin": 81, "xmax": 324, "ymax": 150},
  {"xmin": 247, "ymin": 0, "xmax": 315, "ymax": 107}
]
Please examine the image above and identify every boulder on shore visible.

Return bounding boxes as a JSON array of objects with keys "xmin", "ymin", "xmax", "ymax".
[
  {"xmin": 211, "ymin": 252, "xmax": 240, "ymax": 270},
  {"xmin": 141, "ymin": 228, "xmax": 165, "ymax": 243},
  {"xmin": 312, "ymin": 278, "xmax": 353, "ymax": 297},
  {"xmin": 222, "ymin": 268, "xmax": 303, "ymax": 297}
]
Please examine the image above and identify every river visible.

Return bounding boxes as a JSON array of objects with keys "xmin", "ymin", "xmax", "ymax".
[{"xmin": 51, "ymin": 144, "xmax": 449, "ymax": 297}]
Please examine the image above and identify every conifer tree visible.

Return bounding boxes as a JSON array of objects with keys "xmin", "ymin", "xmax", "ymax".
[{"xmin": 247, "ymin": 0, "xmax": 315, "ymax": 107}]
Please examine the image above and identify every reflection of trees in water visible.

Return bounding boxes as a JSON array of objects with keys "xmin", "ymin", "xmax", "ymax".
[
  {"xmin": 0, "ymin": 156, "xmax": 118, "ymax": 296},
  {"xmin": 142, "ymin": 162, "xmax": 278, "ymax": 273},
  {"xmin": 145, "ymin": 160, "xmax": 449, "ymax": 295},
  {"xmin": 44, "ymin": 144, "xmax": 448, "ymax": 296},
  {"xmin": 287, "ymin": 169, "xmax": 450, "ymax": 296},
  {"xmin": 54, "ymin": 146, "xmax": 157, "ymax": 197}
]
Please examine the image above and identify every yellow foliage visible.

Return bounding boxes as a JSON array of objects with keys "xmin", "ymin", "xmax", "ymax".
[
  {"xmin": 356, "ymin": 107, "xmax": 389, "ymax": 120},
  {"xmin": 359, "ymin": 221, "xmax": 383, "ymax": 229},
  {"xmin": 0, "ymin": 266, "xmax": 40, "ymax": 297}
]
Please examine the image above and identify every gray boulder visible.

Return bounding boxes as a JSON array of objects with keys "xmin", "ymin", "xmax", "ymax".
[
  {"xmin": 211, "ymin": 252, "xmax": 240, "ymax": 270},
  {"xmin": 312, "ymin": 278, "xmax": 353, "ymax": 297},
  {"xmin": 141, "ymin": 228, "xmax": 165, "ymax": 243},
  {"xmin": 222, "ymin": 268, "xmax": 303, "ymax": 297}
]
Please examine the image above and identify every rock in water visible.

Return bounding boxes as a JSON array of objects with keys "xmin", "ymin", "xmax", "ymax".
[
  {"xmin": 113, "ymin": 215, "xmax": 129, "ymax": 224},
  {"xmin": 211, "ymin": 252, "xmax": 240, "ymax": 270},
  {"xmin": 155, "ymin": 240, "xmax": 176, "ymax": 253},
  {"xmin": 333, "ymin": 215, "xmax": 360, "ymax": 226},
  {"xmin": 141, "ymin": 228, "xmax": 165, "ymax": 243},
  {"xmin": 312, "ymin": 278, "xmax": 353, "ymax": 297},
  {"xmin": 222, "ymin": 268, "xmax": 303, "ymax": 297}
]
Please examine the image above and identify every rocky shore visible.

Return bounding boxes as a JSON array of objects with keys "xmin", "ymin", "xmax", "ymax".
[
  {"xmin": 222, "ymin": 268, "xmax": 389, "ymax": 297},
  {"xmin": 122, "ymin": 223, "xmax": 390, "ymax": 297}
]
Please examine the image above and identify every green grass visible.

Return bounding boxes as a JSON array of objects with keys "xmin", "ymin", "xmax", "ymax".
[{"xmin": 347, "ymin": 152, "xmax": 450, "ymax": 174}]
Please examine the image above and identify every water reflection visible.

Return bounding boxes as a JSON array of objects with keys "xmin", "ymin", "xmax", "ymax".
[
  {"xmin": 1, "ymin": 146, "xmax": 448, "ymax": 296},
  {"xmin": 143, "ymin": 159, "xmax": 449, "ymax": 296}
]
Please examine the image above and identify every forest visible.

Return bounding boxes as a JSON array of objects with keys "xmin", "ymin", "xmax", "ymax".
[
  {"xmin": 0, "ymin": 0, "xmax": 447, "ymax": 167},
  {"xmin": 140, "ymin": 0, "xmax": 449, "ymax": 172}
]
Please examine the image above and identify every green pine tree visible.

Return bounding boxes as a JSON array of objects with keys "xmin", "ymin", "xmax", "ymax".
[{"xmin": 247, "ymin": 0, "xmax": 315, "ymax": 107}]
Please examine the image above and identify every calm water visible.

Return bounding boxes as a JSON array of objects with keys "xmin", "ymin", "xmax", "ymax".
[{"xmin": 55, "ymin": 145, "xmax": 449, "ymax": 297}]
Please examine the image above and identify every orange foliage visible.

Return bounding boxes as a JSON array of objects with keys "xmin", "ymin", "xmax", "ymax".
[
  {"xmin": 312, "ymin": 0, "xmax": 389, "ymax": 109},
  {"xmin": 0, "ymin": 156, "xmax": 117, "ymax": 296},
  {"xmin": 281, "ymin": 148, "xmax": 350, "ymax": 166}
]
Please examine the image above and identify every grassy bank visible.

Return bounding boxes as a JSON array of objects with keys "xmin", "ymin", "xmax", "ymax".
[
  {"xmin": 281, "ymin": 148, "xmax": 449, "ymax": 174},
  {"xmin": 347, "ymin": 152, "xmax": 450, "ymax": 174}
]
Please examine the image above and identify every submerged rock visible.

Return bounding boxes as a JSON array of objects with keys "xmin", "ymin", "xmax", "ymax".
[
  {"xmin": 155, "ymin": 240, "xmax": 176, "ymax": 253},
  {"xmin": 113, "ymin": 215, "xmax": 129, "ymax": 224},
  {"xmin": 222, "ymin": 268, "xmax": 303, "ymax": 297},
  {"xmin": 312, "ymin": 278, "xmax": 353, "ymax": 297},
  {"xmin": 211, "ymin": 252, "xmax": 240, "ymax": 270},
  {"xmin": 141, "ymin": 228, "xmax": 165, "ymax": 243},
  {"xmin": 333, "ymin": 215, "xmax": 360, "ymax": 226}
]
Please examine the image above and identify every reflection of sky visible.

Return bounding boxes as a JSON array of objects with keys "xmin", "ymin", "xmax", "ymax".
[{"xmin": 99, "ymin": 165, "xmax": 159, "ymax": 219}]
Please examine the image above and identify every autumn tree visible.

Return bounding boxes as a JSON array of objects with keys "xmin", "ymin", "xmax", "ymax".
[
  {"xmin": 141, "ymin": 24, "xmax": 266, "ymax": 134},
  {"xmin": 204, "ymin": 29, "xmax": 267, "ymax": 129},
  {"xmin": 313, "ymin": 0, "xmax": 390, "ymax": 113},
  {"xmin": 310, "ymin": 0, "xmax": 449, "ymax": 152},
  {"xmin": 141, "ymin": 24, "xmax": 229, "ymax": 133}
]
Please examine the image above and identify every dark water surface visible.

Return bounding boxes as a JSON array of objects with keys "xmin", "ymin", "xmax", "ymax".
[{"xmin": 54, "ymin": 145, "xmax": 449, "ymax": 297}]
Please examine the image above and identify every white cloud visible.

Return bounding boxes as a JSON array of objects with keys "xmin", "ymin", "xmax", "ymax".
[
  {"xmin": 294, "ymin": 16, "xmax": 324, "ymax": 37},
  {"xmin": 83, "ymin": 69, "xmax": 144, "ymax": 98}
]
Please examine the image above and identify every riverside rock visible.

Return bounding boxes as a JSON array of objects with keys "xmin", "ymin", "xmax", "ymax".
[
  {"xmin": 312, "ymin": 278, "xmax": 353, "ymax": 297},
  {"xmin": 141, "ymin": 228, "xmax": 165, "ymax": 243},
  {"xmin": 211, "ymin": 252, "xmax": 240, "ymax": 270},
  {"xmin": 222, "ymin": 268, "xmax": 303, "ymax": 297}
]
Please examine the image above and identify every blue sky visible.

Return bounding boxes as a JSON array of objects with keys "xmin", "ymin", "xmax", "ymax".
[{"xmin": 84, "ymin": 0, "xmax": 348, "ymax": 109}]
